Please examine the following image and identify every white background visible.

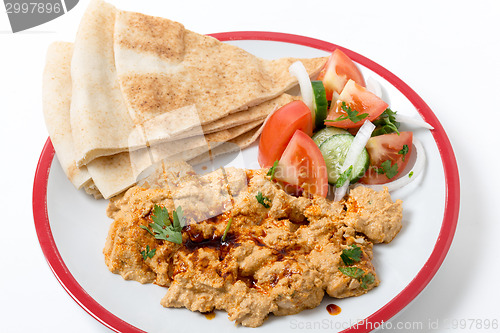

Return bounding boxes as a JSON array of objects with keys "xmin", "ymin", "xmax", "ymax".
[{"xmin": 1, "ymin": 0, "xmax": 499, "ymax": 332}]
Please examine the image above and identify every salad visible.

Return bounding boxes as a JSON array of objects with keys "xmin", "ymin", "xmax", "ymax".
[{"xmin": 258, "ymin": 48, "xmax": 432, "ymax": 199}]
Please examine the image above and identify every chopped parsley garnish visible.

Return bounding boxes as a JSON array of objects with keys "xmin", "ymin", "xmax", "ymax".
[
  {"xmin": 361, "ymin": 273, "xmax": 375, "ymax": 289},
  {"xmin": 338, "ymin": 267, "xmax": 376, "ymax": 289},
  {"xmin": 172, "ymin": 206, "xmax": 186, "ymax": 230},
  {"xmin": 338, "ymin": 266, "xmax": 365, "ymax": 279},
  {"xmin": 222, "ymin": 217, "xmax": 233, "ymax": 242},
  {"xmin": 266, "ymin": 160, "xmax": 279, "ymax": 181},
  {"xmin": 409, "ymin": 171, "xmax": 414, "ymax": 178},
  {"xmin": 256, "ymin": 191, "xmax": 272, "ymax": 208},
  {"xmin": 325, "ymin": 102, "xmax": 369, "ymax": 123},
  {"xmin": 140, "ymin": 205, "xmax": 185, "ymax": 244},
  {"xmin": 140, "ymin": 245, "xmax": 156, "ymax": 260},
  {"xmin": 398, "ymin": 144, "xmax": 409, "ymax": 161},
  {"xmin": 374, "ymin": 160, "xmax": 399, "ymax": 179},
  {"xmin": 335, "ymin": 165, "xmax": 353, "ymax": 188},
  {"xmin": 372, "ymin": 108, "xmax": 400, "ymax": 136},
  {"xmin": 340, "ymin": 245, "xmax": 362, "ymax": 265}
]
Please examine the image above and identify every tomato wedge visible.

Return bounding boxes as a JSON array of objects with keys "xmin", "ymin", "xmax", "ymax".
[
  {"xmin": 316, "ymin": 48, "xmax": 366, "ymax": 100},
  {"xmin": 359, "ymin": 132, "xmax": 413, "ymax": 185},
  {"xmin": 325, "ymin": 79, "xmax": 388, "ymax": 129},
  {"xmin": 276, "ymin": 130, "xmax": 328, "ymax": 197},
  {"xmin": 258, "ymin": 101, "xmax": 313, "ymax": 168}
]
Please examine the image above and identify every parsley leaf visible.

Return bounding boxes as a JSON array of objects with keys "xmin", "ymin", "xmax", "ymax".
[
  {"xmin": 338, "ymin": 267, "xmax": 365, "ymax": 280},
  {"xmin": 325, "ymin": 102, "xmax": 369, "ymax": 123},
  {"xmin": 361, "ymin": 273, "xmax": 375, "ymax": 289},
  {"xmin": 222, "ymin": 217, "xmax": 233, "ymax": 242},
  {"xmin": 335, "ymin": 165, "xmax": 353, "ymax": 188},
  {"xmin": 398, "ymin": 144, "xmax": 409, "ymax": 161},
  {"xmin": 372, "ymin": 108, "xmax": 400, "ymax": 136},
  {"xmin": 172, "ymin": 206, "xmax": 186, "ymax": 230},
  {"xmin": 266, "ymin": 160, "xmax": 279, "ymax": 181},
  {"xmin": 152, "ymin": 204, "xmax": 170, "ymax": 227},
  {"xmin": 339, "ymin": 267, "xmax": 376, "ymax": 289},
  {"xmin": 381, "ymin": 160, "xmax": 398, "ymax": 179},
  {"xmin": 140, "ymin": 205, "xmax": 184, "ymax": 244},
  {"xmin": 409, "ymin": 171, "xmax": 414, "ymax": 178},
  {"xmin": 140, "ymin": 245, "xmax": 156, "ymax": 260},
  {"xmin": 340, "ymin": 245, "xmax": 362, "ymax": 265},
  {"xmin": 338, "ymin": 245, "xmax": 375, "ymax": 289},
  {"xmin": 256, "ymin": 191, "xmax": 272, "ymax": 208},
  {"xmin": 374, "ymin": 160, "xmax": 399, "ymax": 179}
]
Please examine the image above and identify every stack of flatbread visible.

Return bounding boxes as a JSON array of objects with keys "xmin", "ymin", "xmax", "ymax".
[{"xmin": 42, "ymin": 0, "xmax": 326, "ymax": 199}]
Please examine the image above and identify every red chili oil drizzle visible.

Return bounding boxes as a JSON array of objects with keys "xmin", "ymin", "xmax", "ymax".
[{"xmin": 326, "ymin": 304, "xmax": 341, "ymax": 316}]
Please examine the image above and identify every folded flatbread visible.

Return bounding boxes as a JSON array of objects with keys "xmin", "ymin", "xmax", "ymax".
[
  {"xmin": 43, "ymin": 0, "xmax": 327, "ymax": 199},
  {"xmin": 42, "ymin": 40, "xmax": 298, "ymax": 199},
  {"xmin": 70, "ymin": 0, "xmax": 147, "ymax": 167},
  {"xmin": 188, "ymin": 115, "xmax": 268, "ymax": 166},
  {"xmin": 87, "ymin": 119, "xmax": 264, "ymax": 199},
  {"xmin": 185, "ymin": 93, "xmax": 297, "ymax": 137},
  {"xmin": 70, "ymin": 0, "xmax": 326, "ymax": 166},
  {"xmin": 83, "ymin": 181, "xmax": 103, "ymax": 199},
  {"xmin": 42, "ymin": 42, "xmax": 92, "ymax": 189}
]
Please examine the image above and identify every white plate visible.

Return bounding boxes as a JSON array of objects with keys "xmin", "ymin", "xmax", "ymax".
[{"xmin": 33, "ymin": 32, "xmax": 460, "ymax": 333}]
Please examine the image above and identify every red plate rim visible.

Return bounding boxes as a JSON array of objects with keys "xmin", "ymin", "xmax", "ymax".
[{"xmin": 32, "ymin": 31, "xmax": 460, "ymax": 333}]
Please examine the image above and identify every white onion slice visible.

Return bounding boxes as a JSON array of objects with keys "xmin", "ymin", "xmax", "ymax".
[
  {"xmin": 365, "ymin": 76, "xmax": 433, "ymax": 131},
  {"xmin": 289, "ymin": 61, "xmax": 314, "ymax": 116},
  {"xmin": 334, "ymin": 181, "xmax": 350, "ymax": 202},
  {"xmin": 361, "ymin": 137, "xmax": 426, "ymax": 192},
  {"xmin": 396, "ymin": 114, "xmax": 434, "ymax": 130},
  {"xmin": 334, "ymin": 120, "xmax": 376, "ymax": 201},
  {"xmin": 366, "ymin": 77, "xmax": 383, "ymax": 99}
]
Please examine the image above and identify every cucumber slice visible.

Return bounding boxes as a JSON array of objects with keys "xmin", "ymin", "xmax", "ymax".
[
  {"xmin": 318, "ymin": 134, "xmax": 370, "ymax": 184},
  {"xmin": 312, "ymin": 127, "xmax": 350, "ymax": 147},
  {"xmin": 311, "ymin": 80, "xmax": 328, "ymax": 129}
]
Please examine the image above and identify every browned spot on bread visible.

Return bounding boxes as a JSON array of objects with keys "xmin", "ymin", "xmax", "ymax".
[{"xmin": 116, "ymin": 11, "xmax": 186, "ymax": 62}]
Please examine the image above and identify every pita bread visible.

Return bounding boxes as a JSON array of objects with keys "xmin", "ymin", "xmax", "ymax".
[
  {"xmin": 43, "ymin": 0, "xmax": 328, "ymax": 199},
  {"xmin": 112, "ymin": 8, "xmax": 326, "ymax": 144},
  {"xmin": 94, "ymin": 94, "xmax": 294, "ymax": 191},
  {"xmin": 188, "ymin": 125, "xmax": 263, "ymax": 166},
  {"xmin": 169, "ymin": 93, "xmax": 296, "ymax": 141},
  {"xmin": 148, "ymin": 117, "xmax": 263, "ymax": 161},
  {"xmin": 115, "ymin": 9, "xmax": 325, "ymax": 127},
  {"xmin": 41, "ymin": 40, "xmax": 288, "ymax": 199},
  {"xmin": 85, "ymin": 147, "xmax": 152, "ymax": 199},
  {"xmin": 70, "ymin": 0, "xmax": 325, "ymax": 166},
  {"xmin": 42, "ymin": 41, "xmax": 92, "ymax": 189},
  {"xmin": 164, "ymin": 119, "xmax": 264, "ymax": 163},
  {"xmin": 69, "ymin": 0, "xmax": 326, "ymax": 166},
  {"xmin": 83, "ymin": 181, "xmax": 103, "ymax": 199},
  {"xmin": 187, "ymin": 96, "xmax": 289, "ymax": 166},
  {"xmin": 70, "ymin": 0, "xmax": 148, "ymax": 167},
  {"xmin": 199, "ymin": 93, "xmax": 296, "ymax": 135},
  {"xmin": 85, "ymin": 119, "xmax": 263, "ymax": 199}
]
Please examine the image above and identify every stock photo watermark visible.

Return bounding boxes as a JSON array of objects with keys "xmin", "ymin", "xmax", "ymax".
[
  {"xmin": 3, "ymin": 0, "xmax": 79, "ymax": 32},
  {"xmin": 289, "ymin": 317, "xmax": 499, "ymax": 331}
]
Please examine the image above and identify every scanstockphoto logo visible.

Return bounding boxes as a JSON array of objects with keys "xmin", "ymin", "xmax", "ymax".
[{"xmin": 4, "ymin": 0, "xmax": 79, "ymax": 32}]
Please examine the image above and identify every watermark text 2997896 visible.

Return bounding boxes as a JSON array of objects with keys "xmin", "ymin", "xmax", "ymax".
[
  {"xmin": 5, "ymin": 2, "xmax": 62, "ymax": 14},
  {"xmin": 443, "ymin": 318, "xmax": 499, "ymax": 330},
  {"xmin": 4, "ymin": 0, "xmax": 79, "ymax": 33}
]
